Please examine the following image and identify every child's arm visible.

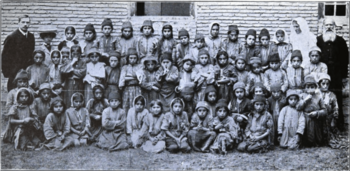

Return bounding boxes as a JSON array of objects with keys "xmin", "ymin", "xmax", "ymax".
[
  {"xmin": 297, "ymin": 111, "xmax": 306, "ymax": 136},
  {"xmin": 118, "ymin": 66, "xmax": 127, "ymax": 89},
  {"xmin": 263, "ymin": 71, "xmax": 271, "ymax": 92},
  {"xmin": 281, "ymin": 70, "xmax": 289, "ymax": 93},
  {"xmin": 165, "ymin": 66, "xmax": 179, "ymax": 83},
  {"xmin": 296, "ymin": 94, "xmax": 312, "ymax": 111}
]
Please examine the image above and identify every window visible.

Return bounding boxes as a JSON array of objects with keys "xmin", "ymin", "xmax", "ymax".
[
  {"xmin": 325, "ymin": 2, "xmax": 347, "ymax": 16},
  {"xmin": 135, "ymin": 2, "xmax": 191, "ymax": 16}
]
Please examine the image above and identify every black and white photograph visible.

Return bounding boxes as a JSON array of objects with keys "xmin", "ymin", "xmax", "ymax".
[{"xmin": 1, "ymin": 0, "xmax": 349, "ymax": 170}]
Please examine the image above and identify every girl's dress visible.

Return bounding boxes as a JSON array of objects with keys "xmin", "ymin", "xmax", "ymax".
[
  {"xmin": 140, "ymin": 113, "xmax": 166, "ymax": 153},
  {"xmin": 86, "ymin": 98, "xmax": 109, "ymax": 141},
  {"xmin": 43, "ymin": 113, "xmax": 71, "ymax": 150},
  {"xmin": 156, "ymin": 66, "xmax": 179, "ymax": 112},
  {"xmin": 119, "ymin": 64, "xmax": 142, "ymax": 113}
]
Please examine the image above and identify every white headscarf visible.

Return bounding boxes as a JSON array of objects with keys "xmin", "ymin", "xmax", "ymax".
[{"xmin": 272, "ymin": 28, "xmax": 290, "ymax": 44}]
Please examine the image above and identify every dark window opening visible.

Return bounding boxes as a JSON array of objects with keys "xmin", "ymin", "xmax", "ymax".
[
  {"xmin": 136, "ymin": 2, "xmax": 190, "ymax": 16},
  {"xmin": 325, "ymin": 5, "xmax": 335, "ymax": 16},
  {"xmin": 336, "ymin": 5, "xmax": 346, "ymax": 16}
]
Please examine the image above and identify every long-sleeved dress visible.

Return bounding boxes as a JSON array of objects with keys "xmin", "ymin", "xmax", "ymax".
[
  {"xmin": 221, "ymin": 39, "xmax": 244, "ymax": 64},
  {"xmin": 126, "ymin": 106, "xmax": 149, "ymax": 148},
  {"xmin": 286, "ymin": 66, "xmax": 304, "ymax": 92},
  {"xmin": 140, "ymin": 113, "xmax": 166, "ymax": 153},
  {"xmin": 26, "ymin": 64, "xmax": 49, "ymax": 91},
  {"xmin": 175, "ymin": 43, "xmax": 191, "ymax": 67},
  {"xmin": 139, "ymin": 69, "xmax": 159, "ymax": 108},
  {"xmin": 303, "ymin": 62, "xmax": 328, "ymax": 79},
  {"xmin": 118, "ymin": 36, "xmax": 137, "ymax": 67},
  {"xmin": 259, "ymin": 43, "xmax": 278, "ymax": 67},
  {"xmin": 205, "ymin": 35, "xmax": 222, "ymax": 64},
  {"xmin": 263, "ymin": 68, "xmax": 289, "ymax": 93},
  {"xmin": 158, "ymin": 38, "xmax": 177, "ymax": 63},
  {"xmin": 105, "ymin": 66, "xmax": 121, "ymax": 98},
  {"xmin": 83, "ymin": 62, "xmax": 105, "ymax": 105},
  {"xmin": 86, "ymin": 98, "xmax": 109, "ymax": 141},
  {"xmin": 66, "ymin": 107, "xmax": 91, "ymax": 145},
  {"xmin": 194, "ymin": 64, "xmax": 215, "ymax": 101},
  {"xmin": 156, "ymin": 66, "xmax": 179, "ymax": 112},
  {"xmin": 137, "ymin": 35, "xmax": 159, "ymax": 63},
  {"xmin": 267, "ymin": 96, "xmax": 287, "ymax": 145},
  {"xmin": 246, "ymin": 72, "xmax": 264, "ymax": 96},
  {"xmin": 95, "ymin": 107, "xmax": 129, "ymax": 151},
  {"xmin": 119, "ymin": 64, "xmax": 142, "ymax": 113},
  {"xmin": 43, "ymin": 113, "xmax": 71, "ymax": 150},
  {"xmin": 278, "ymin": 106, "xmax": 305, "ymax": 149},
  {"xmin": 63, "ymin": 59, "xmax": 86, "ymax": 107},
  {"xmin": 214, "ymin": 64, "xmax": 238, "ymax": 102},
  {"xmin": 228, "ymin": 97, "xmax": 251, "ymax": 142},
  {"xmin": 210, "ymin": 116, "xmax": 240, "ymax": 153}
]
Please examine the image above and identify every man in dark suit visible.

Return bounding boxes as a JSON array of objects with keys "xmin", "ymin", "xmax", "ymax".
[
  {"xmin": 2, "ymin": 15, "xmax": 35, "ymax": 91},
  {"xmin": 317, "ymin": 17, "xmax": 349, "ymax": 132}
]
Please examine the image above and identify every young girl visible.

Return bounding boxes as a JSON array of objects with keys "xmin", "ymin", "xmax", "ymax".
[
  {"xmin": 86, "ymin": 84, "xmax": 109, "ymax": 142},
  {"xmin": 139, "ymin": 56, "xmax": 160, "ymax": 108},
  {"xmin": 161, "ymin": 98, "xmax": 191, "ymax": 153},
  {"xmin": 194, "ymin": 49, "xmax": 215, "ymax": 101},
  {"xmin": 156, "ymin": 53, "xmax": 179, "ymax": 112},
  {"xmin": 137, "ymin": 20, "xmax": 159, "ymax": 63},
  {"xmin": 79, "ymin": 23, "xmax": 97, "ymax": 54},
  {"xmin": 118, "ymin": 21, "xmax": 137, "ymax": 67},
  {"xmin": 104, "ymin": 51, "xmax": 121, "ymax": 98},
  {"xmin": 286, "ymin": 50, "xmax": 304, "ymax": 93},
  {"xmin": 58, "ymin": 26, "xmax": 79, "ymax": 51},
  {"xmin": 3, "ymin": 88, "xmax": 42, "ymax": 150},
  {"xmin": 278, "ymin": 90, "xmax": 305, "ymax": 150},
  {"xmin": 228, "ymin": 82, "xmax": 251, "ymax": 142},
  {"xmin": 189, "ymin": 34, "xmax": 208, "ymax": 63},
  {"xmin": 234, "ymin": 55, "xmax": 249, "ymax": 85},
  {"xmin": 31, "ymin": 83, "xmax": 51, "ymax": 128},
  {"xmin": 214, "ymin": 51, "xmax": 237, "ymax": 102},
  {"xmin": 66, "ymin": 92, "xmax": 91, "ymax": 147},
  {"xmin": 317, "ymin": 73, "xmax": 341, "ymax": 148},
  {"xmin": 264, "ymin": 53, "xmax": 289, "ymax": 93},
  {"xmin": 210, "ymin": 99, "xmax": 239, "ymax": 154},
  {"xmin": 245, "ymin": 57, "xmax": 264, "ymax": 96},
  {"xmin": 63, "ymin": 45, "xmax": 87, "ymax": 107},
  {"xmin": 267, "ymin": 83, "xmax": 287, "ymax": 145},
  {"xmin": 175, "ymin": 28, "xmax": 191, "ymax": 67},
  {"xmin": 126, "ymin": 95, "xmax": 149, "ymax": 148},
  {"xmin": 96, "ymin": 91, "xmax": 129, "ymax": 152},
  {"xmin": 140, "ymin": 100, "xmax": 166, "ymax": 153},
  {"xmin": 158, "ymin": 23, "xmax": 177, "ymax": 63},
  {"xmin": 221, "ymin": 25, "xmax": 243, "ymax": 65},
  {"xmin": 241, "ymin": 29, "xmax": 260, "ymax": 70},
  {"xmin": 119, "ymin": 48, "xmax": 142, "ymax": 113},
  {"xmin": 43, "ymin": 97, "xmax": 71, "ymax": 151},
  {"xmin": 188, "ymin": 101, "xmax": 216, "ymax": 153},
  {"xmin": 204, "ymin": 85, "xmax": 218, "ymax": 117},
  {"xmin": 205, "ymin": 22, "xmax": 222, "ymax": 64},
  {"xmin": 273, "ymin": 29, "xmax": 293, "ymax": 70},
  {"xmin": 83, "ymin": 47, "xmax": 105, "ymax": 105},
  {"xmin": 26, "ymin": 49, "xmax": 49, "ymax": 91},
  {"xmin": 296, "ymin": 75, "xmax": 327, "ymax": 147},
  {"xmin": 237, "ymin": 95, "xmax": 273, "ymax": 153},
  {"xmin": 48, "ymin": 50, "xmax": 63, "ymax": 86}
]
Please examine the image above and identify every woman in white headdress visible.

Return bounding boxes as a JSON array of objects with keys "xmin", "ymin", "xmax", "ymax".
[{"xmin": 290, "ymin": 17, "xmax": 317, "ymax": 67}]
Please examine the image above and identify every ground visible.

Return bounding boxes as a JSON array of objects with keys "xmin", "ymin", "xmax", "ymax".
[{"xmin": 1, "ymin": 91, "xmax": 349, "ymax": 170}]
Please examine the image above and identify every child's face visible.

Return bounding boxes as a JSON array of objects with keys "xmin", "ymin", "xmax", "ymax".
[
  {"xmin": 109, "ymin": 57, "xmax": 119, "ymax": 68},
  {"xmin": 71, "ymin": 51, "xmax": 81, "ymax": 59},
  {"xmin": 43, "ymin": 35, "xmax": 54, "ymax": 44},
  {"xmin": 276, "ymin": 33, "xmax": 285, "ymax": 43},
  {"xmin": 179, "ymin": 36, "xmax": 189, "ymax": 45},
  {"xmin": 18, "ymin": 92, "xmax": 29, "ymax": 104},
  {"xmin": 207, "ymin": 92, "xmax": 217, "ymax": 103},
  {"xmin": 291, "ymin": 57, "xmax": 301, "ymax": 69},
  {"xmin": 122, "ymin": 28, "xmax": 132, "ymax": 38},
  {"xmin": 218, "ymin": 55, "xmax": 228, "ymax": 66},
  {"xmin": 53, "ymin": 87, "xmax": 62, "ymax": 95},
  {"xmin": 288, "ymin": 96, "xmax": 298, "ymax": 107},
  {"xmin": 197, "ymin": 107, "xmax": 208, "ymax": 119},
  {"xmin": 271, "ymin": 90, "xmax": 281, "ymax": 99},
  {"xmin": 260, "ymin": 36, "xmax": 270, "ymax": 46},
  {"xmin": 53, "ymin": 102, "xmax": 64, "ymax": 114},
  {"xmin": 217, "ymin": 107, "xmax": 227, "ymax": 119},
  {"xmin": 235, "ymin": 88, "xmax": 245, "ymax": 99},
  {"xmin": 109, "ymin": 99, "xmax": 120, "ymax": 109},
  {"xmin": 94, "ymin": 89, "xmax": 103, "ymax": 100},
  {"xmin": 163, "ymin": 28, "xmax": 171, "ymax": 38},
  {"xmin": 135, "ymin": 100, "xmax": 144, "ymax": 112},
  {"xmin": 254, "ymin": 87, "xmax": 264, "ymax": 95},
  {"xmin": 199, "ymin": 55, "xmax": 209, "ymax": 65},
  {"xmin": 73, "ymin": 98, "xmax": 84, "ymax": 109},
  {"xmin": 161, "ymin": 59, "xmax": 172, "ymax": 70},
  {"xmin": 292, "ymin": 22, "xmax": 301, "ymax": 34},
  {"xmin": 309, "ymin": 51, "xmax": 320, "ymax": 64},
  {"xmin": 90, "ymin": 53, "xmax": 100, "ymax": 64},
  {"xmin": 146, "ymin": 61, "xmax": 156, "ymax": 72},
  {"xmin": 182, "ymin": 94, "xmax": 193, "ymax": 101},
  {"xmin": 102, "ymin": 26, "xmax": 112, "ymax": 36},
  {"xmin": 254, "ymin": 102, "xmax": 265, "ymax": 113},
  {"xmin": 252, "ymin": 64, "xmax": 261, "ymax": 74},
  {"xmin": 51, "ymin": 53, "xmax": 61, "ymax": 65},
  {"xmin": 17, "ymin": 79, "xmax": 28, "ymax": 88},
  {"xmin": 61, "ymin": 52, "xmax": 70, "ymax": 63},
  {"xmin": 319, "ymin": 79, "xmax": 330, "ymax": 91},
  {"xmin": 34, "ymin": 53, "xmax": 44, "ymax": 64},
  {"xmin": 40, "ymin": 89, "xmax": 51, "ymax": 102},
  {"xmin": 128, "ymin": 55, "xmax": 138, "ymax": 65},
  {"xmin": 172, "ymin": 102, "xmax": 183, "ymax": 115},
  {"xmin": 211, "ymin": 25, "xmax": 219, "ymax": 37},
  {"xmin": 195, "ymin": 40, "xmax": 204, "ymax": 49},
  {"xmin": 270, "ymin": 61, "xmax": 280, "ymax": 71},
  {"xmin": 66, "ymin": 30, "xmax": 75, "ymax": 41},
  {"xmin": 305, "ymin": 84, "xmax": 317, "ymax": 95},
  {"xmin": 246, "ymin": 35, "xmax": 255, "ymax": 46},
  {"xmin": 183, "ymin": 61, "xmax": 193, "ymax": 71},
  {"xmin": 236, "ymin": 59, "xmax": 246, "ymax": 71},
  {"xmin": 151, "ymin": 104, "xmax": 162, "ymax": 116},
  {"xmin": 84, "ymin": 31, "xmax": 94, "ymax": 41},
  {"xmin": 228, "ymin": 32, "xmax": 238, "ymax": 42},
  {"xmin": 143, "ymin": 26, "xmax": 152, "ymax": 36}
]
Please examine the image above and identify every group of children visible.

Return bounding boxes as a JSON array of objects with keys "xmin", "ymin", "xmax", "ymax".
[{"xmin": 2, "ymin": 18, "xmax": 344, "ymax": 154}]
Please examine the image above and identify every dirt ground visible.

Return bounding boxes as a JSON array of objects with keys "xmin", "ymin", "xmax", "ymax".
[{"xmin": 1, "ymin": 103, "xmax": 349, "ymax": 170}]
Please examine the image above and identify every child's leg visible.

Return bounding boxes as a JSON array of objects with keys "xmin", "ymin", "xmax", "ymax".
[
  {"xmin": 201, "ymin": 131, "xmax": 216, "ymax": 152},
  {"xmin": 237, "ymin": 141, "xmax": 248, "ymax": 152},
  {"xmin": 221, "ymin": 139, "xmax": 227, "ymax": 154},
  {"xmin": 187, "ymin": 130, "xmax": 201, "ymax": 152},
  {"xmin": 179, "ymin": 139, "xmax": 191, "ymax": 153}
]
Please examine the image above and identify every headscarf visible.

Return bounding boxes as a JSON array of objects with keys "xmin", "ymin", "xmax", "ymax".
[{"xmin": 272, "ymin": 28, "xmax": 290, "ymax": 44}]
